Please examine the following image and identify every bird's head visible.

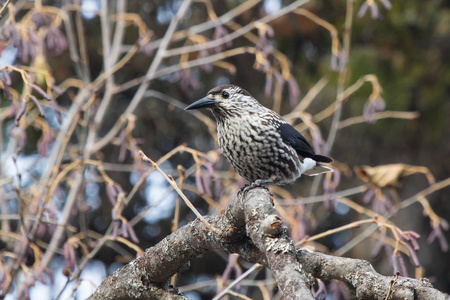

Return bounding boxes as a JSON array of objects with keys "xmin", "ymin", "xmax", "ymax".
[{"xmin": 185, "ymin": 85, "xmax": 259, "ymax": 117}]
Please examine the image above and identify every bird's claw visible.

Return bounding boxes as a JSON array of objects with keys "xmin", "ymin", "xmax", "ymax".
[
  {"xmin": 253, "ymin": 179, "xmax": 273, "ymax": 187},
  {"xmin": 240, "ymin": 179, "xmax": 272, "ymax": 195}
]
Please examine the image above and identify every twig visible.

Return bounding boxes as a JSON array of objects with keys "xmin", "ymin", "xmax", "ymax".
[
  {"xmin": 310, "ymin": 0, "xmax": 354, "ymax": 197},
  {"xmin": 339, "ymin": 111, "xmax": 420, "ymax": 129},
  {"xmin": 114, "ymin": 46, "xmax": 256, "ymax": 95},
  {"xmin": 325, "ymin": 0, "xmax": 354, "ymax": 151},
  {"xmin": 399, "ymin": 177, "xmax": 450, "ymax": 210},
  {"xmin": 89, "ymin": 0, "xmax": 192, "ymax": 154},
  {"xmin": 74, "ymin": 1, "xmax": 91, "ymax": 83},
  {"xmin": 0, "ymin": 0, "xmax": 12, "ymax": 17},
  {"xmin": 297, "ymin": 218, "xmax": 375, "ymax": 245},
  {"xmin": 29, "ymin": 101, "xmax": 84, "ymax": 239},
  {"xmin": 35, "ymin": 170, "xmax": 84, "ymax": 274},
  {"xmin": 164, "ymin": 0, "xmax": 310, "ymax": 57},
  {"xmin": 294, "ymin": 8, "xmax": 340, "ymax": 57},
  {"xmin": 109, "ymin": 0, "xmax": 127, "ymax": 62},
  {"xmin": 125, "ymin": 144, "xmax": 186, "ymax": 205},
  {"xmin": 385, "ymin": 273, "xmax": 400, "ymax": 300},
  {"xmin": 95, "ymin": 46, "xmax": 257, "ymax": 153},
  {"xmin": 178, "ymin": 278, "xmax": 277, "ymax": 292},
  {"xmin": 284, "ymin": 77, "xmax": 329, "ymax": 122},
  {"xmin": 277, "ymin": 185, "xmax": 368, "ymax": 205},
  {"xmin": 144, "ymin": 89, "xmax": 217, "ymax": 138},
  {"xmin": 337, "ymin": 177, "xmax": 450, "ymax": 256},
  {"xmin": 136, "ymin": 0, "xmax": 261, "ymax": 55},
  {"xmin": 138, "ymin": 150, "xmax": 221, "ymax": 235},
  {"xmin": 212, "ymin": 264, "xmax": 262, "ymax": 300},
  {"xmin": 225, "ymin": 290, "xmax": 253, "ymax": 300}
]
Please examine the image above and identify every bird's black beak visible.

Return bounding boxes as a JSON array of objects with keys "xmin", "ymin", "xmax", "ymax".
[{"xmin": 185, "ymin": 97, "xmax": 216, "ymax": 110}]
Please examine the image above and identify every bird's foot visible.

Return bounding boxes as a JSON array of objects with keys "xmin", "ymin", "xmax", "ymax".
[
  {"xmin": 240, "ymin": 179, "xmax": 272, "ymax": 196},
  {"xmin": 253, "ymin": 179, "xmax": 273, "ymax": 187}
]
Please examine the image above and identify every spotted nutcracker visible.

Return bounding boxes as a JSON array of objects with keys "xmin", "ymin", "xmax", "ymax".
[{"xmin": 185, "ymin": 84, "xmax": 333, "ymax": 185}]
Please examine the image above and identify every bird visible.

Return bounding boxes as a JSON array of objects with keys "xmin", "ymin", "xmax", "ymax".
[{"xmin": 185, "ymin": 84, "xmax": 333, "ymax": 185}]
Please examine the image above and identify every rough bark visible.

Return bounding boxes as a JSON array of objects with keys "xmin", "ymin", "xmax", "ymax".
[
  {"xmin": 87, "ymin": 187, "xmax": 265, "ymax": 299},
  {"xmin": 298, "ymin": 250, "xmax": 450, "ymax": 300},
  {"xmin": 242, "ymin": 188, "xmax": 314, "ymax": 299},
  {"xmin": 88, "ymin": 187, "xmax": 450, "ymax": 300}
]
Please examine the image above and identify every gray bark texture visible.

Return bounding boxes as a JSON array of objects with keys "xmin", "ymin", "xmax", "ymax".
[{"xmin": 88, "ymin": 187, "xmax": 450, "ymax": 300}]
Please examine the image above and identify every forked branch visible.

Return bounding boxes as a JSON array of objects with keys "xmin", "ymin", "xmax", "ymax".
[{"xmin": 88, "ymin": 187, "xmax": 449, "ymax": 299}]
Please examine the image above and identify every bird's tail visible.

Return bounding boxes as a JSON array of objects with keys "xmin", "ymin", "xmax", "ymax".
[
  {"xmin": 312, "ymin": 154, "xmax": 333, "ymax": 163},
  {"xmin": 303, "ymin": 163, "xmax": 334, "ymax": 176}
]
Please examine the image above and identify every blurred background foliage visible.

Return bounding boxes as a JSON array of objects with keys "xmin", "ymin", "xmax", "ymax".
[{"xmin": 0, "ymin": 0, "xmax": 449, "ymax": 299}]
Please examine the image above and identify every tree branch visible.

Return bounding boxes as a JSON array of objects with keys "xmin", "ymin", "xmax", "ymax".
[
  {"xmin": 88, "ymin": 187, "xmax": 449, "ymax": 299},
  {"xmin": 298, "ymin": 250, "xmax": 450, "ymax": 300},
  {"xmin": 242, "ymin": 188, "xmax": 314, "ymax": 299},
  {"xmin": 88, "ymin": 187, "xmax": 263, "ymax": 299}
]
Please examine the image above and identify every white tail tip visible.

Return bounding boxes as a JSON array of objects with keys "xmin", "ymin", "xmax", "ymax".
[{"xmin": 303, "ymin": 164, "xmax": 334, "ymax": 176}]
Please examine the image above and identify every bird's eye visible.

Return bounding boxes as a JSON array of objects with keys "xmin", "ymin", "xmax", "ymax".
[{"xmin": 222, "ymin": 91, "xmax": 230, "ymax": 99}]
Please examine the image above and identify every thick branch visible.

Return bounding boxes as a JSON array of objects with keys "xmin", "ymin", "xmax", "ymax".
[
  {"xmin": 89, "ymin": 187, "xmax": 449, "ymax": 300},
  {"xmin": 241, "ymin": 188, "xmax": 314, "ymax": 299},
  {"xmin": 88, "ymin": 190, "xmax": 262, "ymax": 299},
  {"xmin": 298, "ymin": 250, "xmax": 450, "ymax": 300}
]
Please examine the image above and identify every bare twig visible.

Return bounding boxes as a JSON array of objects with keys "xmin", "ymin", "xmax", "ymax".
[
  {"xmin": 336, "ymin": 177, "xmax": 450, "ymax": 256},
  {"xmin": 89, "ymin": 0, "xmax": 193, "ymax": 154},
  {"xmin": 0, "ymin": 0, "xmax": 12, "ymax": 17},
  {"xmin": 339, "ymin": 111, "xmax": 420, "ymax": 128},
  {"xmin": 310, "ymin": 0, "xmax": 354, "ymax": 197},
  {"xmin": 325, "ymin": 0, "xmax": 354, "ymax": 151},
  {"xmin": 212, "ymin": 263, "xmax": 262, "ymax": 300},
  {"xmin": 138, "ymin": 150, "xmax": 220, "ymax": 235},
  {"xmin": 164, "ymin": 0, "xmax": 310, "ymax": 57},
  {"xmin": 138, "ymin": 0, "xmax": 262, "ymax": 55}
]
